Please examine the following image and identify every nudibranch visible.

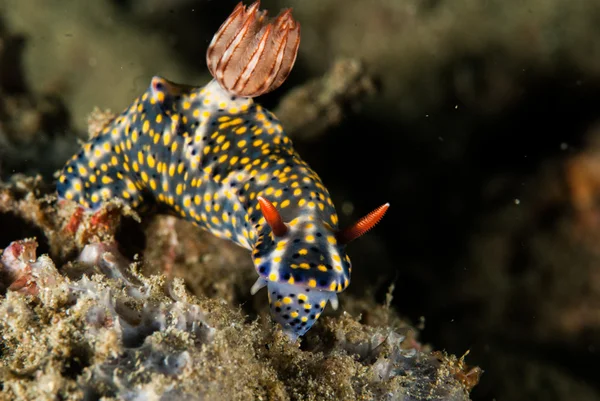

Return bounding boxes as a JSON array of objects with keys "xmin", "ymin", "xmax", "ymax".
[{"xmin": 56, "ymin": 1, "xmax": 389, "ymax": 341}]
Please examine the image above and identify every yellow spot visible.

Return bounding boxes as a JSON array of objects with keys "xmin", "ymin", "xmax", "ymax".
[
  {"xmin": 308, "ymin": 279, "xmax": 317, "ymax": 288},
  {"xmin": 329, "ymin": 282, "xmax": 337, "ymax": 291},
  {"xmin": 101, "ymin": 176, "xmax": 112, "ymax": 184},
  {"xmin": 290, "ymin": 311, "xmax": 299, "ymax": 318},
  {"xmin": 298, "ymin": 249, "xmax": 308, "ymax": 255},
  {"xmin": 91, "ymin": 194, "xmax": 99, "ymax": 203},
  {"xmin": 74, "ymin": 182, "xmax": 82, "ymax": 191},
  {"xmin": 142, "ymin": 120, "xmax": 150, "ymax": 133},
  {"xmin": 78, "ymin": 167, "xmax": 87, "ymax": 176},
  {"xmin": 147, "ymin": 154, "xmax": 155, "ymax": 168},
  {"xmin": 269, "ymin": 273, "xmax": 278, "ymax": 281},
  {"xmin": 163, "ymin": 132, "xmax": 171, "ymax": 146},
  {"xmin": 89, "ymin": 175, "xmax": 97, "ymax": 183},
  {"xmin": 318, "ymin": 264, "xmax": 328, "ymax": 272},
  {"xmin": 327, "ymin": 236, "xmax": 336, "ymax": 245},
  {"xmin": 283, "ymin": 297, "xmax": 292, "ymax": 305},
  {"xmin": 237, "ymin": 139, "xmax": 247, "ymax": 148}
]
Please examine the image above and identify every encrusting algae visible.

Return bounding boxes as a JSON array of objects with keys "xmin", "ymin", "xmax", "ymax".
[{"xmin": 0, "ymin": 2, "xmax": 481, "ymax": 400}]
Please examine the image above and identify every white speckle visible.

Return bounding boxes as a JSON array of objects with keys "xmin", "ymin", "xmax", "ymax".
[
  {"xmin": 341, "ymin": 202, "xmax": 354, "ymax": 215},
  {"xmin": 560, "ymin": 142, "xmax": 568, "ymax": 150},
  {"xmin": 514, "ymin": 199, "xmax": 520, "ymax": 205}
]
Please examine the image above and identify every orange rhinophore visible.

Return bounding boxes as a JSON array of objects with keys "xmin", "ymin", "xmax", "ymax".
[
  {"xmin": 336, "ymin": 203, "xmax": 390, "ymax": 244},
  {"xmin": 257, "ymin": 196, "xmax": 288, "ymax": 237},
  {"xmin": 206, "ymin": 1, "xmax": 301, "ymax": 98}
]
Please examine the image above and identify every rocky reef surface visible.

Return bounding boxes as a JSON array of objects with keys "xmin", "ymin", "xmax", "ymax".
[{"xmin": 0, "ymin": 178, "xmax": 478, "ymax": 400}]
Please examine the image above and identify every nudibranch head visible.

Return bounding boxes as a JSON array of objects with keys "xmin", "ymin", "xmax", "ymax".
[
  {"xmin": 251, "ymin": 197, "xmax": 390, "ymax": 340},
  {"xmin": 206, "ymin": 1, "xmax": 301, "ymax": 98}
]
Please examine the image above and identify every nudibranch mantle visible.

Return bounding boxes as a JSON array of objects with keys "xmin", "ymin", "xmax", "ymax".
[{"xmin": 56, "ymin": 1, "xmax": 388, "ymax": 341}]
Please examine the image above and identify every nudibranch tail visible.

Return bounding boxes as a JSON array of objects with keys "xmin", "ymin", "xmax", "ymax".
[
  {"xmin": 56, "ymin": 76, "xmax": 189, "ymax": 211},
  {"xmin": 206, "ymin": 1, "xmax": 300, "ymax": 98}
]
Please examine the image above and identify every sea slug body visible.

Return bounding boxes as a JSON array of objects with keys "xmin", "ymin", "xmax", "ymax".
[{"xmin": 56, "ymin": 1, "xmax": 389, "ymax": 340}]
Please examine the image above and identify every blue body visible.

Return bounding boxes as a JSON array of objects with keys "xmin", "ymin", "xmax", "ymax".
[{"xmin": 57, "ymin": 77, "xmax": 351, "ymax": 339}]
